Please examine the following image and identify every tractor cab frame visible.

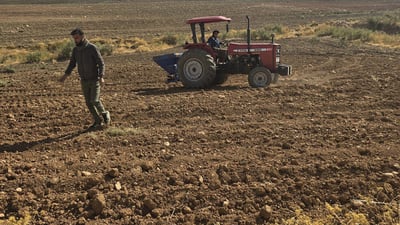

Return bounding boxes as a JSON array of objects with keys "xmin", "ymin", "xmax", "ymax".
[{"xmin": 184, "ymin": 16, "xmax": 231, "ymax": 58}]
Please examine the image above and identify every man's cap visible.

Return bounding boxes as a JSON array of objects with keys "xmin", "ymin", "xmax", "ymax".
[
  {"xmin": 213, "ymin": 30, "xmax": 220, "ymax": 34},
  {"xmin": 70, "ymin": 28, "xmax": 84, "ymax": 36}
]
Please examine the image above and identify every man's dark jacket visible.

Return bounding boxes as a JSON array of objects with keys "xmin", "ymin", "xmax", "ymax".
[
  {"xmin": 65, "ymin": 39, "xmax": 104, "ymax": 81},
  {"xmin": 207, "ymin": 36, "xmax": 220, "ymax": 49}
]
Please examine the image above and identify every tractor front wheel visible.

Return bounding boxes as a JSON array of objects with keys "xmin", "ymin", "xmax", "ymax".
[
  {"xmin": 177, "ymin": 49, "xmax": 216, "ymax": 88},
  {"xmin": 248, "ymin": 67, "xmax": 272, "ymax": 88}
]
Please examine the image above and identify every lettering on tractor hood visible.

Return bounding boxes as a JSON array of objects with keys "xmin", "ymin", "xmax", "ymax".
[{"xmin": 232, "ymin": 48, "xmax": 272, "ymax": 53}]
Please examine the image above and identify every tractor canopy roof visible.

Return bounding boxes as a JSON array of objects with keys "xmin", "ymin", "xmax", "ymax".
[{"xmin": 186, "ymin": 16, "xmax": 231, "ymax": 24}]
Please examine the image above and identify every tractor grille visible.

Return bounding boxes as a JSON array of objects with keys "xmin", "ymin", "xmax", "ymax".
[{"xmin": 276, "ymin": 46, "xmax": 281, "ymax": 64}]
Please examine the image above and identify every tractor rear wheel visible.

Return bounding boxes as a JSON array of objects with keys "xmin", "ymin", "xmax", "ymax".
[
  {"xmin": 177, "ymin": 49, "xmax": 216, "ymax": 88},
  {"xmin": 248, "ymin": 67, "xmax": 272, "ymax": 88},
  {"xmin": 214, "ymin": 71, "xmax": 229, "ymax": 85}
]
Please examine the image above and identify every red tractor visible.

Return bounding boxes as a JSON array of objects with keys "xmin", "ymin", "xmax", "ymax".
[{"xmin": 153, "ymin": 16, "xmax": 292, "ymax": 88}]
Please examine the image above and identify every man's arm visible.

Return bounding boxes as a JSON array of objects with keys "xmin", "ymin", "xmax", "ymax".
[
  {"xmin": 93, "ymin": 46, "xmax": 105, "ymax": 78},
  {"xmin": 60, "ymin": 48, "xmax": 76, "ymax": 82},
  {"xmin": 65, "ymin": 48, "xmax": 76, "ymax": 75}
]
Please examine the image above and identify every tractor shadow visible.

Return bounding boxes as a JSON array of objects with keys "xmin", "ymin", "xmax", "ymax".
[
  {"xmin": 0, "ymin": 129, "xmax": 89, "ymax": 153},
  {"xmin": 135, "ymin": 85, "xmax": 247, "ymax": 96}
]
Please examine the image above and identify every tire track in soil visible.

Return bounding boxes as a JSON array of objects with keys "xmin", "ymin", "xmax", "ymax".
[
  {"xmin": 1, "ymin": 91, "xmax": 82, "ymax": 114},
  {"xmin": 0, "ymin": 80, "xmax": 90, "ymax": 145}
]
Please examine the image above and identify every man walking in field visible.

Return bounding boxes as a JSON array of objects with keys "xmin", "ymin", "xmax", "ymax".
[{"xmin": 59, "ymin": 28, "xmax": 111, "ymax": 130}]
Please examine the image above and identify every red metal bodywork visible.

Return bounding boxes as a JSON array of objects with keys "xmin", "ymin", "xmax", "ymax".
[
  {"xmin": 186, "ymin": 16, "xmax": 231, "ymax": 24},
  {"xmin": 153, "ymin": 15, "xmax": 291, "ymax": 86},
  {"xmin": 183, "ymin": 43, "xmax": 216, "ymax": 58},
  {"xmin": 184, "ymin": 16, "xmax": 282, "ymax": 74},
  {"xmin": 228, "ymin": 42, "xmax": 279, "ymax": 72}
]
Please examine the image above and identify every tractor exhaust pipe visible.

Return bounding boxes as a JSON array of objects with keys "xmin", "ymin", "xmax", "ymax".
[{"xmin": 246, "ymin": 15, "xmax": 250, "ymax": 54}]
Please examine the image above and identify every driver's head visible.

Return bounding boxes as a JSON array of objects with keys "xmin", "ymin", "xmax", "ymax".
[{"xmin": 212, "ymin": 30, "xmax": 219, "ymax": 38}]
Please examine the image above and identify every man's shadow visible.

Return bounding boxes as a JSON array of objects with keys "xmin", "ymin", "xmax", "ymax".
[
  {"xmin": 0, "ymin": 129, "xmax": 90, "ymax": 153},
  {"xmin": 135, "ymin": 85, "xmax": 244, "ymax": 96}
]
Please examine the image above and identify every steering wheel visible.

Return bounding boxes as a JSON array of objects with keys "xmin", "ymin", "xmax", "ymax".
[{"xmin": 220, "ymin": 40, "xmax": 228, "ymax": 48}]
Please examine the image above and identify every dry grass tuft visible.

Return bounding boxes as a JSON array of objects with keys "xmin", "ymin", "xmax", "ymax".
[
  {"xmin": 0, "ymin": 213, "xmax": 31, "ymax": 225},
  {"xmin": 106, "ymin": 127, "xmax": 145, "ymax": 136},
  {"xmin": 295, "ymin": 14, "xmax": 400, "ymax": 48},
  {"xmin": 279, "ymin": 201, "xmax": 400, "ymax": 225},
  {"xmin": 0, "ymin": 79, "xmax": 8, "ymax": 87}
]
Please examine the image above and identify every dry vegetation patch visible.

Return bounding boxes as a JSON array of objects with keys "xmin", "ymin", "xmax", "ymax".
[
  {"xmin": 0, "ymin": 213, "xmax": 30, "ymax": 225},
  {"xmin": 105, "ymin": 127, "xmax": 146, "ymax": 137},
  {"xmin": 1, "ymin": 14, "xmax": 399, "ymax": 67},
  {"xmin": 293, "ymin": 12, "xmax": 400, "ymax": 48}
]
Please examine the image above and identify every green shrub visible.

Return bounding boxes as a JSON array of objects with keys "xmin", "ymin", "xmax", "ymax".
[
  {"xmin": 1, "ymin": 55, "xmax": 19, "ymax": 65},
  {"xmin": 268, "ymin": 24, "xmax": 284, "ymax": 34},
  {"xmin": 366, "ymin": 14, "xmax": 400, "ymax": 34},
  {"xmin": 317, "ymin": 27, "xmax": 334, "ymax": 37},
  {"xmin": 1, "ymin": 66, "xmax": 16, "ymax": 73},
  {"xmin": 252, "ymin": 29, "xmax": 272, "ymax": 40},
  {"xmin": 26, "ymin": 51, "xmax": 42, "ymax": 63},
  {"xmin": 97, "ymin": 43, "xmax": 114, "ymax": 56},
  {"xmin": 222, "ymin": 24, "xmax": 283, "ymax": 41},
  {"xmin": 317, "ymin": 26, "xmax": 372, "ymax": 42},
  {"xmin": 56, "ymin": 41, "xmax": 74, "ymax": 61},
  {"xmin": 251, "ymin": 25, "xmax": 283, "ymax": 40},
  {"xmin": 160, "ymin": 34, "xmax": 178, "ymax": 45},
  {"xmin": 0, "ymin": 55, "xmax": 9, "ymax": 64},
  {"xmin": 225, "ymin": 30, "xmax": 247, "ymax": 40}
]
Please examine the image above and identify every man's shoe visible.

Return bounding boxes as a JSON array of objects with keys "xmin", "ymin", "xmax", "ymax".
[
  {"xmin": 102, "ymin": 111, "xmax": 111, "ymax": 126},
  {"xmin": 88, "ymin": 122, "xmax": 102, "ymax": 130}
]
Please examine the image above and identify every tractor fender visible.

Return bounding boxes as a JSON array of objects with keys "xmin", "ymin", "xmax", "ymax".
[{"xmin": 184, "ymin": 43, "xmax": 217, "ymax": 59}]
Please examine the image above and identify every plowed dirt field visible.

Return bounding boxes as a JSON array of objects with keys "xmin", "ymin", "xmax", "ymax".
[{"xmin": 1, "ymin": 1, "xmax": 400, "ymax": 224}]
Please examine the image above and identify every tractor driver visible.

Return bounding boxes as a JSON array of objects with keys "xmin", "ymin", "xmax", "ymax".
[
  {"xmin": 207, "ymin": 30, "xmax": 221, "ymax": 49},
  {"xmin": 207, "ymin": 30, "xmax": 228, "ymax": 62}
]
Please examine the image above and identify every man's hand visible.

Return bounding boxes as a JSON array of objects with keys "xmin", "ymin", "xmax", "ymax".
[
  {"xmin": 100, "ymin": 77, "xmax": 105, "ymax": 86},
  {"xmin": 220, "ymin": 41, "xmax": 228, "ymax": 47},
  {"xmin": 59, "ymin": 74, "xmax": 68, "ymax": 83}
]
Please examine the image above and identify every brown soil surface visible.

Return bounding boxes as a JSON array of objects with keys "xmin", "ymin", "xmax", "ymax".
[{"xmin": 1, "ymin": 1, "xmax": 400, "ymax": 224}]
